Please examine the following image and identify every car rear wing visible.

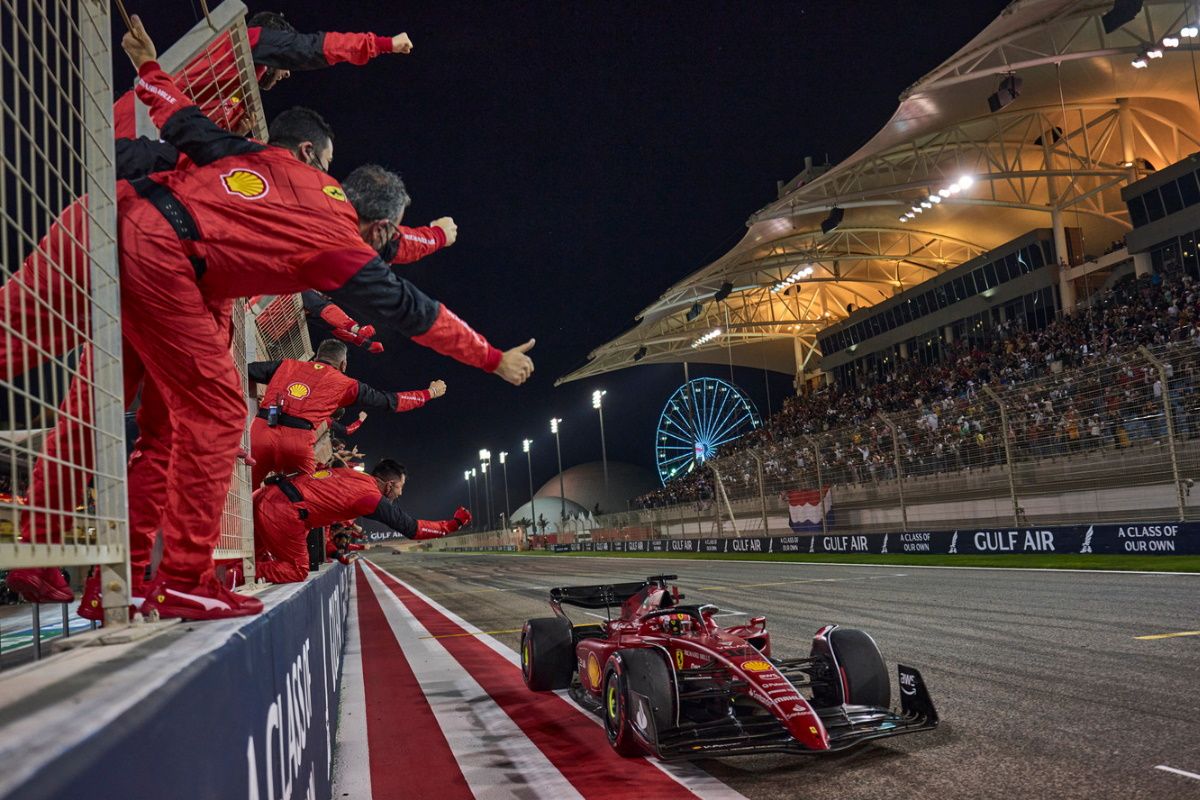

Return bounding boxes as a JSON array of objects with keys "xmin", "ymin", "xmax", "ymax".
[{"xmin": 549, "ymin": 574, "xmax": 680, "ymax": 614}]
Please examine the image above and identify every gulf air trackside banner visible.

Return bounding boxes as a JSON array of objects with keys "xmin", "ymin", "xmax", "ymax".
[
  {"xmin": 783, "ymin": 486, "xmax": 832, "ymax": 532},
  {"xmin": 459, "ymin": 523, "xmax": 1200, "ymax": 556}
]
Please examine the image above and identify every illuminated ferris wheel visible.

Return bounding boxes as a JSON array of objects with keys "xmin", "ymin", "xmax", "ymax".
[{"xmin": 655, "ymin": 377, "xmax": 761, "ymax": 485}]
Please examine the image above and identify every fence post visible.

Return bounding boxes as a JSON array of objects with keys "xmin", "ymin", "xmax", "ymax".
[
  {"xmin": 803, "ymin": 435, "xmax": 828, "ymax": 535},
  {"xmin": 877, "ymin": 413, "xmax": 908, "ymax": 532},
  {"xmin": 1140, "ymin": 346, "xmax": 1186, "ymax": 521},
  {"xmin": 749, "ymin": 451, "xmax": 770, "ymax": 536},
  {"xmin": 982, "ymin": 385, "xmax": 1021, "ymax": 526}
]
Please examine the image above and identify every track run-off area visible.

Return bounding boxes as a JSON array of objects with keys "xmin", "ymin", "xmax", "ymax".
[{"xmin": 335, "ymin": 552, "xmax": 1200, "ymax": 800}]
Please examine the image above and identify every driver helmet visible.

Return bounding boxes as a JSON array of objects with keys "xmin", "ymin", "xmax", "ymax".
[{"xmin": 662, "ymin": 613, "xmax": 693, "ymax": 636}]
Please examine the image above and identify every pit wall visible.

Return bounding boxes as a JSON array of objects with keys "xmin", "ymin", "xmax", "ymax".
[{"xmin": 0, "ymin": 564, "xmax": 351, "ymax": 800}]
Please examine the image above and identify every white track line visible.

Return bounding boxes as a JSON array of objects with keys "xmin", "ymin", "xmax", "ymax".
[
  {"xmin": 1156, "ymin": 765, "xmax": 1200, "ymax": 781},
  {"xmin": 424, "ymin": 551, "xmax": 1200, "ymax": 577},
  {"xmin": 332, "ymin": 570, "xmax": 373, "ymax": 799},
  {"xmin": 362, "ymin": 565, "xmax": 583, "ymax": 800},
  {"xmin": 373, "ymin": 561, "xmax": 751, "ymax": 800}
]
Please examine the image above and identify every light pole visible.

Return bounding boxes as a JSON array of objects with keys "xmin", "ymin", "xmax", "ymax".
[
  {"xmin": 550, "ymin": 417, "xmax": 565, "ymax": 524},
  {"xmin": 480, "ymin": 448, "xmax": 493, "ymax": 530},
  {"xmin": 523, "ymin": 438, "xmax": 535, "ymax": 534},
  {"xmin": 470, "ymin": 467, "xmax": 478, "ymax": 516},
  {"xmin": 499, "ymin": 451, "xmax": 511, "ymax": 526},
  {"xmin": 464, "ymin": 469, "xmax": 472, "ymax": 510},
  {"xmin": 592, "ymin": 389, "xmax": 609, "ymax": 500}
]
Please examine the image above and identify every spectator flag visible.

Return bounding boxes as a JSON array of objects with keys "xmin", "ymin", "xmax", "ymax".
[{"xmin": 784, "ymin": 486, "xmax": 832, "ymax": 532}]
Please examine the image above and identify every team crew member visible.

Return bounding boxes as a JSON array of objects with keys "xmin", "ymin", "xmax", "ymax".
[
  {"xmin": 112, "ymin": 11, "xmax": 414, "ymax": 138},
  {"xmin": 253, "ymin": 459, "xmax": 469, "ymax": 583},
  {"xmin": 301, "ymin": 291, "xmax": 384, "ymax": 353},
  {"xmin": 326, "ymin": 524, "xmax": 365, "ymax": 564},
  {"xmin": 2, "ymin": 16, "xmax": 416, "ymax": 603},
  {"xmin": 329, "ymin": 408, "xmax": 368, "ymax": 439},
  {"xmin": 120, "ymin": 19, "xmax": 534, "ymax": 620},
  {"xmin": 248, "ymin": 338, "xmax": 446, "ymax": 487}
]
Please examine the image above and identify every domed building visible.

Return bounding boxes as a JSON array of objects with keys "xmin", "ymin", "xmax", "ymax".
[{"xmin": 510, "ymin": 461, "xmax": 655, "ymax": 527}]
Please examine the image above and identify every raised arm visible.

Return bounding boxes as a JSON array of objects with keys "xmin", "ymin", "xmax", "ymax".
[
  {"xmin": 250, "ymin": 28, "xmax": 411, "ymax": 70},
  {"xmin": 123, "ymin": 17, "xmax": 263, "ymax": 166}
]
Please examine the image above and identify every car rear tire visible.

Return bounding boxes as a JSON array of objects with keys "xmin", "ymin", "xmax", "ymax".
[
  {"xmin": 603, "ymin": 648, "xmax": 675, "ymax": 757},
  {"xmin": 829, "ymin": 627, "xmax": 890, "ymax": 707},
  {"xmin": 521, "ymin": 617, "xmax": 574, "ymax": 691}
]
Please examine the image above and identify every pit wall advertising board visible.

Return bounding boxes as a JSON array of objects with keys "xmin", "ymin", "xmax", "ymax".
[{"xmin": 458, "ymin": 523, "xmax": 1200, "ymax": 556}]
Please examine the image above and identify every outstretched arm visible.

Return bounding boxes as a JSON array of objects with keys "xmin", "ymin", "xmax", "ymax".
[
  {"xmin": 250, "ymin": 28, "xmax": 412, "ymax": 70},
  {"xmin": 350, "ymin": 379, "xmax": 445, "ymax": 413}
]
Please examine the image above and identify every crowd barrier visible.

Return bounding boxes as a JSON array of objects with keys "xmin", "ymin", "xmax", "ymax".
[
  {"xmin": 441, "ymin": 522, "xmax": 1199, "ymax": 557},
  {"xmin": 0, "ymin": 564, "xmax": 351, "ymax": 800}
]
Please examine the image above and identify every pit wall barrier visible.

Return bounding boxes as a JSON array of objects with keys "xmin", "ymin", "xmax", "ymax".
[
  {"xmin": 439, "ymin": 522, "xmax": 1200, "ymax": 556},
  {"xmin": 0, "ymin": 564, "xmax": 351, "ymax": 800}
]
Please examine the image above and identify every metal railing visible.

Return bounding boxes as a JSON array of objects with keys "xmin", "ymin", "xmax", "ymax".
[{"xmin": 430, "ymin": 338, "xmax": 1200, "ymax": 548}]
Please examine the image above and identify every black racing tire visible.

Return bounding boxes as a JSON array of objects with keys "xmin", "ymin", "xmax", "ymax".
[
  {"xmin": 521, "ymin": 617, "xmax": 574, "ymax": 691},
  {"xmin": 602, "ymin": 648, "xmax": 675, "ymax": 757},
  {"xmin": 829, "ymin": 627, "xmax": 890, "ymax": 708}
]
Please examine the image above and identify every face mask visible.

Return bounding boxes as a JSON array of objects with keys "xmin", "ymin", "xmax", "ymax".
[{"xmin": 376, "ymin": 234, "xmax": 399, "ymax": 262}]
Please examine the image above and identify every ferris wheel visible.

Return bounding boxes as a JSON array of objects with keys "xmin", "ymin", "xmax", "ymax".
[{"xmin": 655, "ymin": 377, "xmax": 762, "ymax": 485}]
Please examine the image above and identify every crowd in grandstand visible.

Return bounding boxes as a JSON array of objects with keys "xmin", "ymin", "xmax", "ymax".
[
  {"xmin": 636, "ymin": 270, "xmax": 1200, "ymax": 508},
  {"xmin": 0, "ymin": 10, "xmax": 533, "ymax": 620}
]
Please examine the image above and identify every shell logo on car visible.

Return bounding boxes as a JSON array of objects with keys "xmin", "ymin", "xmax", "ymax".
[
  {"xmin": 221, "ymin": 168, "xmax": 269, "ymax": 199},
  {"xmin": 741, "ymin": 660, "xmax": 772, "ymax": 673},
  {"xmin": 586, "ymin": 653, "xmax": 601, "ymax": 688}
]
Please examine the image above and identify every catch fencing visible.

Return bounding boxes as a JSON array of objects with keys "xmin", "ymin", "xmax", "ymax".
[
  {"xmin": 0, "ymin": 1, "xmax": 281, "ymax": 650},
  {"xmin": 0, "ymin": 0, "xmax": 127, "ymax": 626},
  {"xmin": 431, "ymin": 338, "xmax": 1200, "ymax": 548}
]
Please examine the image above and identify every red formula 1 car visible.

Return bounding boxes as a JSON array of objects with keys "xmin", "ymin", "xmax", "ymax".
[{"xmin": 520, "ymin": 575, "xmax": 938, "ymax": 759}]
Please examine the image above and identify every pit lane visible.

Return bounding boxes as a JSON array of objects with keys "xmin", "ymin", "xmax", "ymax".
[{"xmin": 367, "ymin": 552, "xmax": 1200, "ymax": 800}]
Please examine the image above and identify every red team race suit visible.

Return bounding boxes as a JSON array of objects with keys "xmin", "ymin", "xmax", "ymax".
[
  {"xmin": 253, "ymin": 468, "xmax": 467, "ymax": 583},
  {"xmin": 0, "ymin": 24, "xmax": 413, "ymax": 601},
  {"xmin": 247, "ymin": 356, "xmax": 435, "ymax": 487},
  {"xmin": 122, "ymin": 61, "xmax": 503, "ymax": 618},
  {"xmin": 112, "ymin": 26, "xmax": 398, "ymax": 138}
]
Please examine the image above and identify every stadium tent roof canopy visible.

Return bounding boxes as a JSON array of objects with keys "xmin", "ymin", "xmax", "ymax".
[{"xmin": 558, "ymin": 0, "xmax": 1200, "ymax": 385}]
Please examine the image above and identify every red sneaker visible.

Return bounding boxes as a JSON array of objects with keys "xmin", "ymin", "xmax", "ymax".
[
  {"xmin": 77, "ymin": 572, "xmax": 147, "ymax": 622},
  {"xmin": 5, "ymin": 567, "xmax": 74, "ymax": 603},
  {"xmin": 140, "ymin": 576, "xmax": 264, "ymax": 620}
]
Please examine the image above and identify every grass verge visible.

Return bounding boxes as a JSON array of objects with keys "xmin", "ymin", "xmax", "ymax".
[{"xmin": 425, "ymin": 549, "xmax": 1200, "ymax": 572}]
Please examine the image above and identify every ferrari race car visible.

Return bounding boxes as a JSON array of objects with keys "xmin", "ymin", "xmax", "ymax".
[{"xmin": 520, "ymin": 574, "xmax": 938, "ymax": 759}]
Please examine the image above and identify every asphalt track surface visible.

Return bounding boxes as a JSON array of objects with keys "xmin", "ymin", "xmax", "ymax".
[{"xmin": 368, "ymin": 552, "xmax": 1200, "ymax": 800}]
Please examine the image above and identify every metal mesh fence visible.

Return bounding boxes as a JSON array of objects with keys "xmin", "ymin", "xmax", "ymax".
[
  {"xmin": 429, "ymin": 339, "xmax": 1200, "ymax": 548},
  {"xmin": 0, "ymin": 0, "xmax": 125, "ymax": 590}
]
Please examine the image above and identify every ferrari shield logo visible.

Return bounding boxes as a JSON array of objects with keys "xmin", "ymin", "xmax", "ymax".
[
  {"xmin": 286, "ymin": 382, "xmax": 310, "ymax": 399},
  {"xmin": 322, "ymin": 185, "xmax": 347, "ymax": 201},
  {"xmin": 220, "ymin": 168, "xmax": 269, "ymax": 199},
  {"xmin": 674, "ymin": 649, "xmax": 685, "ymax": 670}
]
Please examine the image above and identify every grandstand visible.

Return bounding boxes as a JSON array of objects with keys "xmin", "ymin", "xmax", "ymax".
[
  {"xmin": 536, "ymin": 1, "xmax": 1200, "ymax": 534},
  {"xmin": 559, "ymin": 0, "xmax": 1200, "ymax": 392}
]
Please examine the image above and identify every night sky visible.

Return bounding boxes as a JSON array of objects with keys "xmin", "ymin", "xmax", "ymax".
[{"xmin": 115, "ymin": 0, "xmax": 1010, "ymax": 521}]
